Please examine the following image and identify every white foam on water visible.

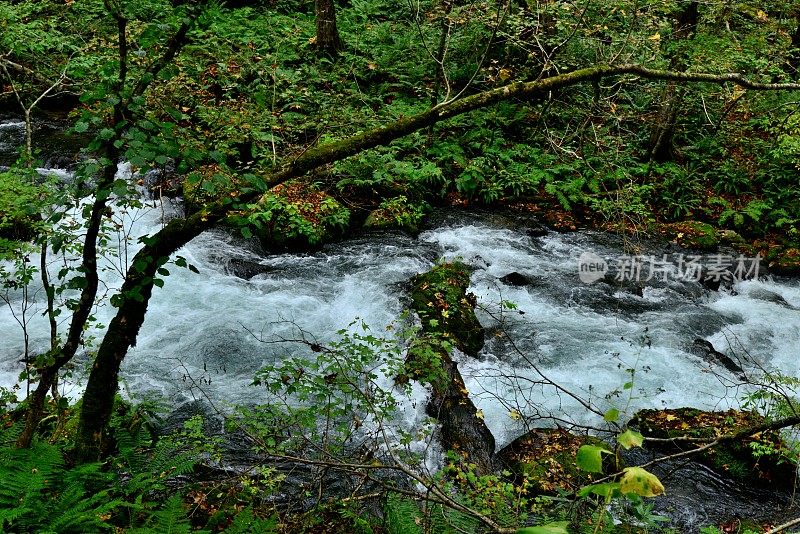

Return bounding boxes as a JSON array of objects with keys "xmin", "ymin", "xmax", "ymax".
[
  {"xmin": 0, "ymin": 121, "xmax": 25, "ymax": 130},
  {"xmin": 418, "ymin": 223, "xmax": 798, "ymax": 447}
]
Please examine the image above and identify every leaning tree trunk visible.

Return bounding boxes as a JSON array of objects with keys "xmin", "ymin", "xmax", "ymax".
[
  {"xmin": 314, "ymin": 0, "xmax": 342, "ymax": 55},
  {"xmin": 73, "ymin": 218, "xmax": 206, "ymax": 462},
  {"xmin": 648, "ymin": 1, "xmax": 699, "ymax": 162}
]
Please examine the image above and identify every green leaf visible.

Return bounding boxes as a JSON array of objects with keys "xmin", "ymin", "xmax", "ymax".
[
  {"xmin": 617, "ymin": 429, "xmax": 645, "ymax": 450},
  {"xmin": 112, "ymin": 179, "xmax": 129, "ymax": 197},
  {"xmin": 517, "ymin": 521, "xmax": 570, "ymax": 534},
  {"xmin": 576, "ymin": 444, "xmax": 611, "ymax": 473},
  {"xmin": 604, "ymin": 408, "xmax": 620, "ymax": 422},
  {"xmin": 619, "ymin": 467, "xmax": 665, "ymax": 497},
  {"xmin": 153, "ymin": 278, "xmax": 164, "ymax": 288},
  {"xmin": 578, "ymin": 482, "xmax": 621, "ymax": 498}
]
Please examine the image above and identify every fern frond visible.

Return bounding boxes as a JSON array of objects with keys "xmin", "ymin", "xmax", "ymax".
[
  {"xmin": 127, "ymin": 495, "xmax": 194, "ymax": 534},
  {"xmin": 222, "ymin": 507, "xmax": 278, "ymax": 533},
  {"xmin": 385, "ymin": 493, "xmax": 423, "ymax": 534}
]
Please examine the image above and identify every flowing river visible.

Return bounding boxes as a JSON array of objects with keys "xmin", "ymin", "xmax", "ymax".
[{"xmin": 1, "ymin": 117, "xmax": 799, "ymax": 529}]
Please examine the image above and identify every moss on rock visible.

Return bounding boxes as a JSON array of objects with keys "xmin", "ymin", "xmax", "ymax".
[
  {"xmin": 630, "ymin": 408, "xmax": 796, "ymax": 489},
  {"xmin": 409, "ymin": 261, "xmax": 485, "ymax": 356},
  {"xmin": 183, "ymin": 168, "xmax": 351, "ymax": 250},
  {"xmin": 404, "ymin": 262, "xmax": 494, "ymax": 474},
  {"xmin": 0, "ymin": 170, "xmax": 45, "ymax": 247},
  {"xmin": 665, "ymin": 221, "xmax": 720, "ymax": 250},
  {"xmin": 363, "ymin": 195, "xmax": 428, "ymax": 234},
  {"xmin": 768, "ymin": 247, "xmax": 800, "ymax": 276},
  {"xmin": 248, "ymin": 181, "xmax": 350, "ymax": 250},
  {"xmin": 496, "ymin": 428, "xmax": 610, "ymax": 495}
]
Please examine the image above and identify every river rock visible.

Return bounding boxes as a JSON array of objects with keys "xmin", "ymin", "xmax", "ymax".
[
  {"xmin": 746, "ymin": 287, "xmax": 796, "ymax": 308},
  {"xmin": 409, "ymin": 262, "xmax": 485, "ymax": 356},
  {"xmin": 690, "ymin": 338, "xmax": 745, "ymax": 378},
  {"xmin": 629, "ymin": 408, "xmax": 796, "ymax": 490},
  {"xmin": 406, "ymin": 262, "xmax": 494, "ymax": 474},
  {"xmin": 499, "ymin": 271, "xmax": 537, "ymax": 287},
  {"xmin": 495, "ymin": 428, "xmax": 608, "ymax": 494},
  {"xmin": 363, "ymin": 197, "xmax": 428, "ymax": 235},
  {"xmin": 427, "ymin": 348, "xmax": 496, "ymax": 475},
  {"xmin": 226, "ymin": 256, "xmax": 274, "ymax": 280}
]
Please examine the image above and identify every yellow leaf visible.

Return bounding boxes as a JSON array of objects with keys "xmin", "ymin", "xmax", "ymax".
[
  {"xmin": 509, "ymin": 409, "xmax": 522, "ymax": 420},
  {"xmin": 476, "ymin": 409, "xmax": 485, "ymax": 420},
  {"xmin": 617, "ymin": 429, "xmax": 645, "ymax": 450},
  {"xmin": 620, "ymin": 467, "xmax": 665, "ymax": 497},
  {"xmin": 648, "ymin": 33, "xmax": 661, "ymax": 41}
]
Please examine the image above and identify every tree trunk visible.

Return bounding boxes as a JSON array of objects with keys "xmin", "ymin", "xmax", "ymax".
[
  {"xmin": 73, "ymin": 218, "xmax": 207, "ymax": 462},
  {"xmin": 315, "ymin": 0, "xmax": 342, "ymax": 55},
  {"xmin": 15, "ymin": 367, "xmax": 57, "ymax": 447},
  {"xmin": 648, "ymin": 1, "xmax": 699, "ymax": 162}
]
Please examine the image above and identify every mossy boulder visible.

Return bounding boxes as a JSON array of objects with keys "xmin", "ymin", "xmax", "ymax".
[
  {"xmin": 666, "ymin": 221, "xmax": 720, "ymax": 250},
  {"xmin": 183, "ymin": 168, "xmax": 351, "ymax": 250},
  {"xmin": 409, "ymin": 261, "xmax": 484, "ymax": 356},
  {"xmin": 404, "ymin": 263, "xmax": 494, "ymax": 474},
  {"xmin": 247, "ymin": 181, "xmax": 350, "ymax": 250},
  {"xmin": 629, "ymin": 408, "xmax": 796, "ymax": 489},
  {"xmin": 719, "ymin": 229, "xmax": 746, "ymax": 245},
  {"xmin": 363, "ymin": 196, "xmax": 428, "ymax": 234},
  {"xmin": 769, "ymin": 247, "xmax": 800, "ymax": 276},
  {"xmin": 496, "ymin": 428, "xmax": 611, "ymax": 495}
]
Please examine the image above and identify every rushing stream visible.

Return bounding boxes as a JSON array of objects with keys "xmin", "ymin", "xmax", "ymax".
[{"xmin": 1, "ymin": 117, "xmax": 799, "ymax": 529}]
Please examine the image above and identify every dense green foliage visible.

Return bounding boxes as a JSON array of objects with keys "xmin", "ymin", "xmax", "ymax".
[{"xmin": 4, "ymin": 0, "xmax": 800, "ymax": 253}]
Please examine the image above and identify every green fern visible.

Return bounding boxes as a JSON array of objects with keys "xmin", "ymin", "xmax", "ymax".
[
  {"xmin": 0, "ymin": 442, "xmax": 115, "ymax": 533},
  {"xmin": 126, "ymin": 495, "xmax": 195, "ymax": 534},
  {"xmin": 385, "ymin": 493, "xmax": 423, "ymax": 534},
  {"xmin": 222, "ymin": 507, "xmax": 278, "ymax": 533},
  {"xmin": 0, "ymin": 418, "xmax": 23, "ymax": 447},
  {"xmin": 427, "ymin": 503, "xmax": 480, "ymax": 534}
]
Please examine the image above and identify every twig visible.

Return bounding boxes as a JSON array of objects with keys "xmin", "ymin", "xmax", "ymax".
[{"xmin": 766, "ymin": 516, "xmax": 800, "ymax": 534}]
